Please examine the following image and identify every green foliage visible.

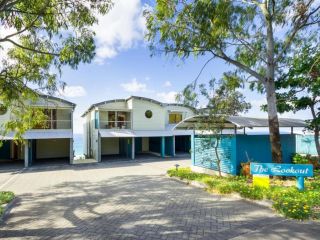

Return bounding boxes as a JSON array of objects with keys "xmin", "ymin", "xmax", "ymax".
[
  {"xmin": 292, "ymin": 154, "xmax": 309, "ymax": 164},
  {"xmin": 146, "ymin": 0, "xmax": 320, "ymax": 164},
  {"xmin": 239, "ymin": 185, "xmax": 265, "ymax": 200},
  {"xmin": 0, "ymin": 191, "xmax": 15, "ymax": 205},
  {"xmin": 168, "ymin": 168, "xmax": 320, "ymax": 220},
  {"xmin": 0, "ymin": 0, "xmax": 111, "ymax": 139}
]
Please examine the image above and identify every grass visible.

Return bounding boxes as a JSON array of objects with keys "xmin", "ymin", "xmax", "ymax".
[
  {"xmin": 0, "ymin": 191, "xmax": 15, "ymax": 217},
  {"xmin": 168, "ymin": 167, "xmax": 320, "ymax": 220}
]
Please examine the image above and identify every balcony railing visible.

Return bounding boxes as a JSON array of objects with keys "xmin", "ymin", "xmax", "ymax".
[
  {"xmin": 32, "ymin": 120, "xmax": 72, "ymax": 130},
  {"xmin": 99, "ymin": 121, "xmax": 131, "ymax": 129}
]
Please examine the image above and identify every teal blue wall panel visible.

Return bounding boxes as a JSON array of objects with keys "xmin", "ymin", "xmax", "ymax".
[
  {"xmin": 296, "ymin": 135, "xmax": 318, "ymax": 155},
  {"xmin": 193, "ymin": 135, "xmax": 236, "ymax": 175},
  {"xmin": 0, "ymin": 141, "xmax": 11, "ymax": 160},
  {"xmin": 165, "ymin": 137, "xmax": 173, "ymax": 156}
]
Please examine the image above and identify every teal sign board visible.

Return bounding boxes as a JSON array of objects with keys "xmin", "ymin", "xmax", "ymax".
[{"xmin": 250, "ymin": 163, "xmax": 313, "ymax": 190}]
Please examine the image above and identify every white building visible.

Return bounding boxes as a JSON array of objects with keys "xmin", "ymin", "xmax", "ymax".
[
  {"xmin": 0, "ymin": 95, "xmax": 75, "ymax": 167},
  {"xmin": 82, "ymin": 96, "xmax": 195, "ymax": 161}
]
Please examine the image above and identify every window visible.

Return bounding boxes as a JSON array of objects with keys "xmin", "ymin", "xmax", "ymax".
[
  {"xmin": 145, "ymin": 110, "xmax": 153, "ymax": 119},
  {"xmin": 0, "ymin": 104, "xmax": 7, "ymax": 115},
  {"xmin": 108, "ymin": 111, "xmax": 116, "ymax": 128},
  {"xmin": 169, "ymin": 113, "xmax": 182, "ymax": 124}
]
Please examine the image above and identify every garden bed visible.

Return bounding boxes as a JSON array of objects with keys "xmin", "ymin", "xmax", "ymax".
[
  {"xmin": 0, "ymin": 191, "xmax": 15, "ymax": 220},
  {"xmin": 167, "ymin": 167, "xmax": 320, "ymax": 220}
]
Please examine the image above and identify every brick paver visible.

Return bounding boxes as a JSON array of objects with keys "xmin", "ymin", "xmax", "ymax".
[{"xmin": 0, "ymin": 158, "xmax": 319, "ymax": 239}]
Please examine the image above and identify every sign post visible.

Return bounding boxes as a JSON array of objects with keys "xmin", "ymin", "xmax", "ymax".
[{"xmin": 250, "ymin": 163, "xmax": 313, "ymax": 190}]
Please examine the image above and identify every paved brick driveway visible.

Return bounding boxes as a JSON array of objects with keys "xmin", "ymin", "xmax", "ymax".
[{"xmin": 0, "ymin": 158, "xmax": 319, "ymax": 240}]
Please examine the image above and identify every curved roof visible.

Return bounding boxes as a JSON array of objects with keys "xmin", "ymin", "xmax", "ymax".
[
  {"xmin": 39, "ymin": 94, "xmax": 76, "ymax": 108},
  {"xmin": 81, "ymin": 96, "xmax": 196, "ymax": 117},
  {"xmin": 173, "ymin": 115, "xmax": 306, "ymax": 130}
]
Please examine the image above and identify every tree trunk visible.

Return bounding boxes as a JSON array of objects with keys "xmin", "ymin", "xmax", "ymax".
[
  {"xmin": 214, "ymin": 138, "xmax": 222, "ymax": 177},
  {"xmin": 310, "ymin": 105, "xmax": 320, "ymax": 157},
  {"xmin": 264, "ymin": 2, "xmax": 283, "ymax": 163},
  {"xmin": 265, "ymin": 81, "xmax": 283, "ymax": 163}
]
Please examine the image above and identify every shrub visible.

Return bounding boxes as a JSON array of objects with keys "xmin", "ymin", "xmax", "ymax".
[
  {"xmin": 0, "ymin": 206, "xmax": 3, "ymax": 216},
  {"xmin": 0, "ymin": 191, "xmax": 15, "ymax": 205},
  {"xmin": 238, "ymin": 185, "xmax": 264, "ymax": 200},
  {"xmin": 292, "ymin": 154, "xmax": 309, "ymax": 164}
]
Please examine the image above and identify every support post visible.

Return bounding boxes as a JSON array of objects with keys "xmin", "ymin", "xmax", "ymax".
[
  {"xmin": 191, "ymin": 133, "xmax": 195, "ymax": 165},
  {"xmin": 161, "ymin": 136, "xmax": 165, "ymax": 158},
  {"xmin": 97, "ymin": 133, "xmax": 101, "ymax": 162},
  {"xmin": 132, "ymin": 137, "xmax": 135, "ymax": 160},
  {"xmin": 24, "ymin": 140, "xmax": 29, "ymax": 168},
  {"xmin": 297, "ymin": 176, "xmax": 305, "ymax": 191}
]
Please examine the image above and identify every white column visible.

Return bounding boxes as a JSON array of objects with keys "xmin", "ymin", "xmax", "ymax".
[
  {"xmin": 97, "ymin": 134, "xmax": 101, "ymax": 162},
  {"xmin": 24, "ymin": 140, "xmax": 29, "ymax": 168},
  {"xmin": 132, "ymin": 137, "xmax": 135, "ymax": 160}
]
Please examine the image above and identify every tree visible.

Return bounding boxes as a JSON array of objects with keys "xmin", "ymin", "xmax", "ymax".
[
  {"xmin": 275, "ymin": 44, "xmax": 320, "ymax": 156},
  {"xmin": 145, "ymin": 0, "xmax": 320, "ymax": 163},
  {"xmin": 0, "ymin": 0, "xmax": 111, "ymax": 139},
  {"xmin": 177, "ymin": 76, "xmax": 251, "ymax": 176}
]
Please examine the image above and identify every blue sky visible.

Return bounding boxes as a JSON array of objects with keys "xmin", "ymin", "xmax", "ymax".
[{"xmin": 56, "ymin": 0, "xmax": 311, "ymax": 134}]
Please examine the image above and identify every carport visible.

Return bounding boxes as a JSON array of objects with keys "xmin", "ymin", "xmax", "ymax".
[
  {"xmin": 0, "ymin": 140, "xmax": 24, "ymax": 167},
  {"xmin": 99, "ymin": 130, "xmax": 176, "ymax": 161}
]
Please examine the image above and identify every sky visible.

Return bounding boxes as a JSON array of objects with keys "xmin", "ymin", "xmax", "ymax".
[{"xmin": 54, "ymin": 0, "xmax": 312, "ymax": 134}]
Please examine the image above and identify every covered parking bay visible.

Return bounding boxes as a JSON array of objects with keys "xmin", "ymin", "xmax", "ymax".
[
  {"xmin": 174, "ymin": 116, "xmax": 308, "ymax": 175},
  {"xmin": 0, "ymin": 140, "xmax": 24, "ymax": 167},
  {"xmin": 99, "ymin": 130, "xmax": 178, "ymax": 161}
]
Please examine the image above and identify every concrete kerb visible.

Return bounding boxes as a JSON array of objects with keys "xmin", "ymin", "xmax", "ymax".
[
  {"xmin": 166, "ymin": 174, "xmax": 274, "ymax": 209},
  {"xmin": 0, "ymin": 197, "xmax": 18, "ymax": 223}
]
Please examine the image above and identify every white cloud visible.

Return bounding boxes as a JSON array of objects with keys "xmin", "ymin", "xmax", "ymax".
[
  {"xmin": 58, "ymin": 85, "xmax": 87, "ymax": 98},
  {"xmin": 164, "ymin": 81, "xmax": 172, "ymax": 87},
  {"xmin": 93, "ymin": 0, "xmax": 147, "ymax": 64},
  {"xmin": 156, "ymin": 91, "xmax": 178, "ymax": 103},
  {"xmin": 120, "ymin": 78, "xmax": 147, "ymax": 92}
]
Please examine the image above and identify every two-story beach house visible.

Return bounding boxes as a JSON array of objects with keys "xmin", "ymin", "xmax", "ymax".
[
  {"xmin": 82, "ymin": 96, "xmax": 195, "ymax": 161},
  {"xmin": 0, "ymin": 95, "xmax": 75, "ymax": 167}
]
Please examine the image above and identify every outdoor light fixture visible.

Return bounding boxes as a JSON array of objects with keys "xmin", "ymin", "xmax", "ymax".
[{"xmin": 175, "ymin": 164, "xmax": 180, "ymax": 171}]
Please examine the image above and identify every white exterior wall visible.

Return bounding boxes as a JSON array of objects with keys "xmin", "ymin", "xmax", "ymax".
[
  {"xmin": 98, "ymin": 101, "xmax": 127, "ymax": 110},
  {"xmin": 164, "ymin": 105, "xmax": 195, "ymax": 125},
  {"xmin": 36, "ymin": 139, "xmax": 69, "ymax": 159},
  {"xmin": 131, "ymin": 99, "xmax": 166, "ymax": 130}
]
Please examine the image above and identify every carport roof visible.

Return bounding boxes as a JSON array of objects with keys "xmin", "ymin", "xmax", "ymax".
[
  {"xmin": 1, "ymin": 129, "xmax": 73, "ymax": 140},
  {"xmin": 99, "ymin": 130, "xmax": 189, "ymax": 138},
  {"xmin": 173, "ymin": 115, "xmax": 306, "ymax": 129}
]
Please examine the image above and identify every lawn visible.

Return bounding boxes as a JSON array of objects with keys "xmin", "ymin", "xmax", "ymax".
[
  {"xmin": 168, "ymin": 167, "xmax": 320, "ymax": 220},
  {"xmin": 0, "ymin": 191, "xmax": 15, "ymax": 216}
]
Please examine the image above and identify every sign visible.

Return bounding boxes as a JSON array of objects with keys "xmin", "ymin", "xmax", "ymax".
[
  {"xmin": 250, "ymin": 163, "xmax": 313, "ymax": 177},
  {"xmin": 250, "ymin": 163, "xmax": 313, "ymax": 191},
  {"xmin": 253, "ymin": 175, "xmax": 270, "ymax": 188}
]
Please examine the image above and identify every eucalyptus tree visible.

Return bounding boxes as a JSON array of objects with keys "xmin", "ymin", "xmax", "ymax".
[
  {"xmin": 0, "ymin": 0, "xmax": 111, "ymax": 139},
  {"xmin": 275, "ymin": 44, "xmax": 320, "ymax": 156},
  {"xmin": 145, "ymin": 0, "xmax": 320, "ymax": 163},
  {"xmin": 177, "ymin": 76, "xmax": 251, "ymax": 176}
]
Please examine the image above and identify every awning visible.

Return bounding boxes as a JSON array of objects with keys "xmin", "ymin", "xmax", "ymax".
[
  {"xmin": 1, "ymin": 129, "xmax": 73, "ymax": 140},
  {"xmin": 99, "ymin": 129, "xmax": 192, "ymax": 138},
  {"xmin": 173, "ymin": 115, "xmax": 307, "ymax": 130}
]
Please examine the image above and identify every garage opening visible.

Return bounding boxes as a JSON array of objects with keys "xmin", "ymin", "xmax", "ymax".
[
  {"xmin": 33, "ymin": 139, "xmax": 70, "ymax": 166},
  {"xmin": 101, "ymin": 137, "xmax": 133, "ymax": 161},
  {"xmin": 0, "ymin": 140, "xmax": 24, "ymax": 168},
  {"xmin": 175, "ymin": 135, "xmax": 191, "ymax": 156}
]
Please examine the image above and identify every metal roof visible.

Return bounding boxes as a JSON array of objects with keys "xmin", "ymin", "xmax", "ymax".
[
  {"xmin": 39, "ymin": 94, "xmax": 76, "ymax": 108},
  {"xmin": 173, "ymin": 115, "xmax": 307, "ymax": 129},
  {"xmin": 99, "ymin": 129, "xmax": 193, "ymax": 138},
  {"xmin": 1, "ymin": 129, "xmax": 73, "ymax": 140},
  {"xmin": 81, "ymin": 96, "xmax": 196, "ymax": 117}
]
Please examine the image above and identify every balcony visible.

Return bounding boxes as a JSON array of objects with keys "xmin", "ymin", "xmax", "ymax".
[
  {"xmin": 99, "ymin": 121, "xmax": 131, "ymax": 129},
  {"xmin": 32, "ymin": 120, "xmax": 72, "ymax": 130}
]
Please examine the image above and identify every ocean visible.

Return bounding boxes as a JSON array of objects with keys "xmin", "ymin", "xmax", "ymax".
[{"xmin": 73, "ymin": 134, "xmax": 84, "ymax": 157}]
